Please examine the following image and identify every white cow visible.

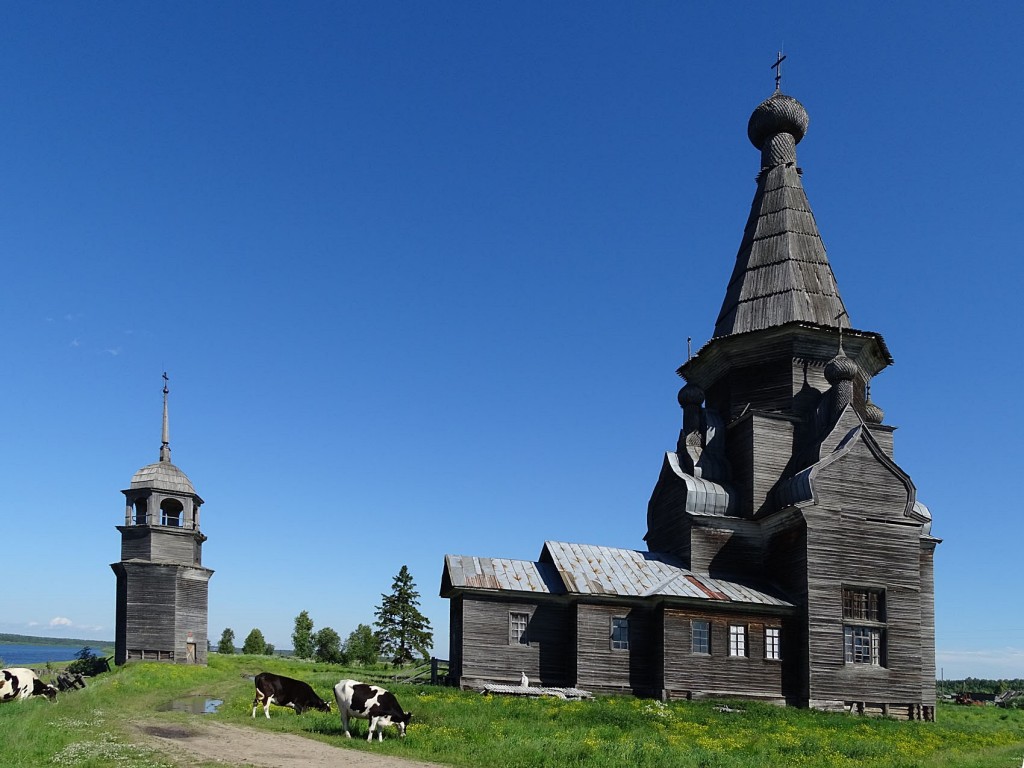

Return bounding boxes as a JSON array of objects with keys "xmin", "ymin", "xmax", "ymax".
[
  {"xmin": 333, "ymin": 679, "xmax": 411, "ymax": 741},
  {"xmin": 0, "ymin": 668, "xmax": 58, "ymax": 703}
]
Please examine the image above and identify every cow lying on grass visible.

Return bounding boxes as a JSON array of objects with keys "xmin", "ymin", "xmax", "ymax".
[
  {"xmin": 334, "ymin": 679, "xmax": 412, "ymax": 741},
  {"xmin": 251, "ymin": 672, "xmax": 331, "ymax": 718},
  {"xmin": 1, "ymin": 668, "xmax": 58, "ymax": 703}
]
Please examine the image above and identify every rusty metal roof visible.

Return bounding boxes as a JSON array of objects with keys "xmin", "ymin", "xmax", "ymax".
[
  {"xmin": 443, "ymin": 542, "xmax": 791, "ymax": 607},
  {"xmin": 443, "ymin": 554, "xmax": 565, "ymax": 594}
]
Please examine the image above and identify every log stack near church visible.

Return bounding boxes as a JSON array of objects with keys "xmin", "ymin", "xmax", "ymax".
[{"xmin": 441, "ymin": 85, "xmax": 939, "ymax": 720}]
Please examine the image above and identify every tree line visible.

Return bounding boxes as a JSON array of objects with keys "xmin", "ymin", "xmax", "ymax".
[{"xmin": 215, "ymin": 565, "xmax": 433, "ymax": 665}]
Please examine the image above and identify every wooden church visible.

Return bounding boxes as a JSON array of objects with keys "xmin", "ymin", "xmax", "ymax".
[
  {"xmin": 441, "ymin": 86, "xmax": 939, "ymax": 719},
  {"xmin": 110, "ymin": 377, "xmax": 213, "ymax": 665}
]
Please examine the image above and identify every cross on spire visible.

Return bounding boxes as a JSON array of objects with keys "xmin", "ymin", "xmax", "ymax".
[
  {"xmin": 160, "ymin": 372, "xmax": 171, "ymax": 462},
  {"xmin": 771, "ymin": 51, "xmax": 786, "ymax": 92}
]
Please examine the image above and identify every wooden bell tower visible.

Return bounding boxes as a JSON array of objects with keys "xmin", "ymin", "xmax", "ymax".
[{"xmin": 111, "ymin": 375, "xmax": 214, "ymax": 665}]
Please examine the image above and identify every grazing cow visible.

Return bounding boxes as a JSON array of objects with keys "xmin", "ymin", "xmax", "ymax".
[
  {"xmin": 0, "ymin": 668, "xmax": 58, "ymax": 703},
  {"xmin": 251, "ymin": 672, "xmax": 331, "ymax": 719},
  {"xmin": 333, "ymin": 679, "xmax": 412, "ymax": 741}
]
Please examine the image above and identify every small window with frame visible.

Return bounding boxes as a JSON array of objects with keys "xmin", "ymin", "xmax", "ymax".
[
  {"xmin": 610, "ymin": 617, "xmax": 629, "ymax": 650},
  {"xmin": 728, "ymin": 624, "xmax": 747, "ymax": 657},
  {"xmin": 691, "ymin": 619, "xmax": 711, "ymax": 654},
  {"xmin": 509, "ymin": 612, "xmax": 529, "ymax": 646},
  {"xmin": 765, "ymin": 627, "xmax": 781, "ymax": 660}
]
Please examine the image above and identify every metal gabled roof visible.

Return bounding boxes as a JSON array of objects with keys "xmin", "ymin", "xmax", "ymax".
[
  {"xmin": 443, "ymin": 554, "xmax": 565, "ymax": 594},
  {"xmin": 443, "ymin": 543, "xmax": 791, "ymax": 608},
  {"xmin": 540, "ymin": 541, "xmax": 790, "ymax": 606}
]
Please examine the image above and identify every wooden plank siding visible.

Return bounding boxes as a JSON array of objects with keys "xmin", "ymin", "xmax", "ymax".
[
  {"xmin": 454, "ymin": 595, "xmax": 573, "ymax": 690},
  {"xmin": 661, "ymin": 606, "xmax": 786, "ymax": 703},
  {"xmin": 118, "ymin": 526, "xmax": 200, "ymax": 565},
  {"xmin": 726, "ymin": 412, "xmax": 796, "ymax": 517},
  {"xmin": 575, "ymin": 603, "xmax": 656, "ymax": 696},
  {"xmin": 689, "ymin": 517, "xmax": 764, "ymax": 581},
  {"xmin": 122, "ymin": 563, "xmax": 177, "ymax": 653},
  {"xmin": 919, "ymin": 544, "xmax": 937, "ymax": 707},
  {"xmin": 804, "ymin": 508, "xmax": 924, "ymax": 708}
]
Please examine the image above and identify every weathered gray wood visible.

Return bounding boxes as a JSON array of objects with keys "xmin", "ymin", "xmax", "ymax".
[{"xmin": 442, "ymin": 87, "xmax": 937, "ymax": 718}]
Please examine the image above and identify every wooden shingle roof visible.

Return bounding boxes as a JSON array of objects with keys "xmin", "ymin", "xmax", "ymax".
[{"xmin": 714, "ymin": 92, "xmax": 850, "ymax": 338}]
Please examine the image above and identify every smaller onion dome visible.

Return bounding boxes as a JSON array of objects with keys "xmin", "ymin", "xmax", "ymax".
[
  {"xmin": 824, "ymin": 352, "xmax": 859, "ymax": 385},
  {"xmin": 863, "ymin": 399, "xmax": 885, "ymax": 424},
  {"xmin": 678, "ymin": 382, "xmax": 705, "ymax": 407},
  {"xmin": 911, "ymin": 500, "xmax": 933, "ymax": 536},
  {"xmin": 747, "ymin": 92, "xmax": 809, "ymax": 150}
]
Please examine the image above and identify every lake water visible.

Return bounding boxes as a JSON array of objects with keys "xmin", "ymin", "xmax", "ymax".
[{"xmin": 0, "ymin": 643, "xmax": 84, "ymax": 666}]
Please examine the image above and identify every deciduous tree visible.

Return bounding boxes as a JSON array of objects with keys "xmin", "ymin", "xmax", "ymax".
[
  {"xmin": 242, "ymin": 628, "xmax": 268, "ymax": 655},
  {"xmin": 344, "ymin": 623, "xmax": 380, "ymax": 666},
  {"xmin": 313, "ymin": 626, "xmax": 344, "ymax": 664},
  {"xmin": 292, "ymin": 610, "xmax": 315, "ymax": 659}
]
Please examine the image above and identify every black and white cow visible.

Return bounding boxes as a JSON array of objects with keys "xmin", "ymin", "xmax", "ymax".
[
  {"xmin": 333, "ymin": 679, "xmax": 412, "ymax": 741},
  {"xmin": 251, "ymin": 672, "xmax": 331, "ymax": 719},
  {"xmin": 0, "ymin": 668, "xmax": 58, "ymax": 703}
]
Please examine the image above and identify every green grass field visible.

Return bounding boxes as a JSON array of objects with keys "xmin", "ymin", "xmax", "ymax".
[{"xmin": 2, "ymin": 655, "xmax": 1023, "ymax": 768}]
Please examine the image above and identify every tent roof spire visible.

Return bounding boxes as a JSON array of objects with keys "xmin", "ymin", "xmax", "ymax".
[{"xmin": 713, "ymin": 68, "xmax": 850, "ymax": 338}]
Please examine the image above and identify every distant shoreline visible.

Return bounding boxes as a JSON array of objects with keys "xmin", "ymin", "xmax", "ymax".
[{"xmin": 0, "ymin": 632, "xmax": 114, "ymax": 648}]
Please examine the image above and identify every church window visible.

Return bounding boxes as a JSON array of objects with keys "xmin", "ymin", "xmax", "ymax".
[
  {"xmin": 843, "ymin": 587, "xmax": 883, "ymax": 621},
  {"xmin": 509, "ymin": 612, "xmax": 529, "ymax": 646},
  {"xmin": 728, "ymin": 624, "xmax": 747, "ymax": 657},
  {"xmin": 610, "ymin": 617, "xmax": 629, "ymax": 650},
  {"xmin": 843, "ymin": 587, "xmax": 886, "ymax": 666},
  {"xmin": 844, "ymin": 626, "xmax": 882, "ymax": 665},
  {"xmin": 765, "ymin": 627, "xmax": 781, "ymax": 660},
  {"xmin": 691, "ymin": 620, "xmax": 711, "ymax": 654}
]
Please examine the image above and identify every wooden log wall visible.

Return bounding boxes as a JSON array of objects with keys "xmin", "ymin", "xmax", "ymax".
[
  {"xmin": 711, "ymin": 358, "xmax": 795, "ymax": 421},
  {"xmin": 804, "ymin": 507, "xmax": 925, "ymax": 708},
  {"xmin": 123, "ymin": 562, "xmax": 177, "ymax": 654},
  {"xmin": 456, "ymin": 595, "xmax": 572, "ymax": 688},
  {"xmin": 575, "ymin": 603, "xmax": 655, "ymax": 696},
  {"xmin": 919, "ymin": 543, "xmax": 937, "ymax": 707},
  {"xmin": 661, "ymin": 605, "xmax": 786, "ymax": 702},
  {"xmin": 688, "ymin": 517, "xmax": 764, "ymax": 580},
  {"xmin": 726, "ymin": 412, "xmax": 795, "ymax": 518},
  {"xmin": 175, "ymin": 570, "xmax": 210, "ymax": 664}
]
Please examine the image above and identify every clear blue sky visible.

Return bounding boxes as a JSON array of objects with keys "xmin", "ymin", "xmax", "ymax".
[{"xmin": 2, "ymin": 2, "xmax": 1021, "ymax": 680}]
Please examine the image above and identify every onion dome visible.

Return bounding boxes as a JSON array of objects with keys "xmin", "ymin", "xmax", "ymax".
[
  {"xmin": 678, "ymin": 382, "xmax": 705, "ymax": 408},
  {"xmin": 911, "ymin": 500, "xmax": 932, "ymax": 536},
  {"xmin": 863, "ymin": 397, "xmax": 885, "ymax": 424},
  {"xmin": 747, "ymin": 93, "xmax": 809, "ymax": 150},
  {"xmin": 824, "ymin": 352, "xmax": 859, "ymax": 385}
]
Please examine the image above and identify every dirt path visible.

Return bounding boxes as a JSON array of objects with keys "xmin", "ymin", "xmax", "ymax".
[{"xmin": 135, "ymin": 720, "xmax": 446, "ymax": 768}]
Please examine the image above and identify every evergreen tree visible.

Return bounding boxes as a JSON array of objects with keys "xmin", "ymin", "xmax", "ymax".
[
  {"xmin": 264, "ymin": 642, "xmax": 275, "ymax": 656},
  {"xmin": 217, "ymin": 628, "xmax": 236, "ymax": 654},
  {"xmin": 242, "ymin": 628, "xmax": 268, "ymax": 655},
  {"xmin": 313, "ymin": 626, "xmax": 344, "ymax": 664},
  {"xmin": 292, "ymin": 610, "xmax": 315, "ymax": 659},
  {"xmin": 374, "ymin": 565, "xmax": 433, "ymax": 665},
  {"xmin": 344, "ymin": 623, "xmax": 380, "ymax": 666}
]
